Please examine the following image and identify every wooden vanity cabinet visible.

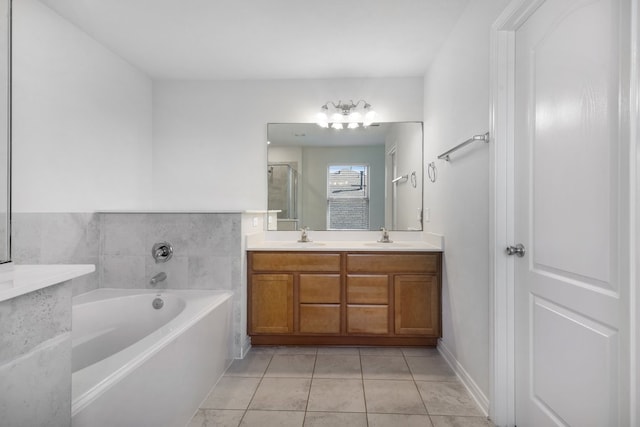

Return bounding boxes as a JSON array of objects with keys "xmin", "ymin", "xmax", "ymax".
[
  {"xmin": 346, "ymin": 253, "xmax": 441, "ymax": 338},
  {"xmin": 248, "ymin": 250, "xmax": 442, "ymax": 346}
]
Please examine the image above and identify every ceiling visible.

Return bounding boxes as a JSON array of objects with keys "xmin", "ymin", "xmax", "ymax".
[{"xmin": 38, "ymin": 0, "xmax": 469, "ymax": 80}]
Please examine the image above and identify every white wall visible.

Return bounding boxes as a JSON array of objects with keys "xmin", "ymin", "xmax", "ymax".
[
  {"xmin": 12, "ymin": 0, "xmax": 153, "ymax": 212},
  {"xmin": 423, "ymin": 0, "xmax": 510, "ymax": 400},
  {"xmin": 152, "ymin": 78, "xmax": 423, "ymax": 210}
]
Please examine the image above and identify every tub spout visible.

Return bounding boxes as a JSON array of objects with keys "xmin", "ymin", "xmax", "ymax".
[{"xmin": 150, "ymin": 272, "xmax": 167, "ymax": 285}]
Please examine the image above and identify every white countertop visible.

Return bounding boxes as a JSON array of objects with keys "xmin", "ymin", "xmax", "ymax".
[
  {"xmin": 246, "ymin": 231, "xmax": 443, "ymax": 252},
  {"xmin": 97, "ymin": 210, "xmax": 245, "ymax": 214},
  {"xmin": 247, "ymin": 240, "xmax": 441, "ymax": 252},
  {"xmin": 0, "ymin": 264, "xmax": 95, "ymax": 303}
]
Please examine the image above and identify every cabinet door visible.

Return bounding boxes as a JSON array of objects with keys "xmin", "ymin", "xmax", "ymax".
[
  {"xmin": 250, "ymin": 274, "xmax": 293, "ymax": 334},
  {"xmin": 347, "ymin": 275, "xmax": 388, "ymax": 304},
  {"xmin": 347, "ymin": 305, "xmax": 389, "ymax": 334},
  {"xmin": 299, "ymin": 304, "xmax": 341, "ymax": 334},
  {"xmin": 347, "ymin": 254, "xmax": 438, "ymax": 274},
  {"xmin": 299, "ymin": 274, "xmax": 341, "ymax": 303},
  {"xmin": 394, "ymin": 275, "xmax": 439, "ymax": 336},
  {"xmin": 251, "ymin": 252, "xmax": 340, "ymax": 272}
]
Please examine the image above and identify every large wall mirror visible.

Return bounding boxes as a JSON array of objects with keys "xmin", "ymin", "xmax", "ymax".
[
  {"xmin": 0, "ymin": 0, "xmax": 9, "ymax": 263},
  {"xmin": 267, "ymin": 122, "xmax": 423, "ymax": 232}
]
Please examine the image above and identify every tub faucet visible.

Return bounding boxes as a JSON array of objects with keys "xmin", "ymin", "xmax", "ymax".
[
  {"xmin": 378, "ymin": 227, "xmax": 393, "ymax": 243},
  {"xmin": 150, "ymin": 272, "xmax": 167, "ymax": 286},
  {"xmin": 298, "ymin": 226, "xmax": 311, "ymax": 243},
  {"xmin": 152, "ymin": 242, "xmax": 173, "ymax": 263}
]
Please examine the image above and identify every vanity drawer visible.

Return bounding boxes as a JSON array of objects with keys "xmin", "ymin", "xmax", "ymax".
[
  {"xmin": 300, "ymin": 274, "xmax": 341, "ymax": 303},
  {"xmin": 299, "ymin": 304, "xmax": 340, "ymax": 334},
  {"xmin": 251, "ymin": 252, "xmax": 341, "ymax": 272},
  {"xmin": 346, "ymin": 254, "xmax": 438, "ymax": 274},
  {"xmin": 347, "ymin": 305, "xmax": 389, "ymax": 334},
  {"xmin": 346, "ymin": 275, "xmax": 388, "ymax": 304}
]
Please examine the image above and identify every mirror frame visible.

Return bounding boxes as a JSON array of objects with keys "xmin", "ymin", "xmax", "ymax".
[{"xmin": 0, "ymin": 0, "xmax": 10, "ymax": 263}]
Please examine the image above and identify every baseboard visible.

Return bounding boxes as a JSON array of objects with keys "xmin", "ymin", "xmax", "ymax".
[
  {"xmin": 438, "ymin": 339, "xmax": 490, "ymax": 416},
  {"xmin": 237, "ymin": 335, "xmax": 252, "ymax": 359}
]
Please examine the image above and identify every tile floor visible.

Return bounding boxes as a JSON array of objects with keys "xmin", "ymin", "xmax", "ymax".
[{"xmin": 187, "ymin": 347, "xmax": 493, "ymax": 427}]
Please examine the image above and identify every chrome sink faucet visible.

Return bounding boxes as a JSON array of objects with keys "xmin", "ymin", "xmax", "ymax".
[
  {"xmin": 378, "ymin": 227, "xmax": 393, "ymax": 243},
  {"xmin": 298, "ymin": 226, "xmax": 312, "ymax": 243}
]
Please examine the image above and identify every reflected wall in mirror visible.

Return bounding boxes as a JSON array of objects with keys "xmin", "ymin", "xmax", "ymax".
[
  {"xmin": 0, "ymin": 0, "xmax": 9, "ymax": 263},
  {"xmin": 267, "ymin": 122, "xmax": 423, "ymax": 231}
]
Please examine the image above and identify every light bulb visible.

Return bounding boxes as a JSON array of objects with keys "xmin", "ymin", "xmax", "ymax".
[
  {"xmin": 316, "ymin": 113, "xmax": 329, "ymax": 128},
  {"xmin": 347, "ymin": 122, "xmax": 360, "ymax": 129},
  {"xmin": 331, "ymin": 122, "xmax": 344, "ymax": 130},
  {"xmin": 316, "ymin": 106, "xmax": 329, "ymax": 128},
  {"xmin": 349, "ymin": 111, "xmax": 362, "ymax": 123},
  {"xmin": 363, "ymin": 109, "xmax": 377, "ymax": 127}
]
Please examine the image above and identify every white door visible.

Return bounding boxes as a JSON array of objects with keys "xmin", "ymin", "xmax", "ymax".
[{"xmin": 513, "ymin": 0, "xmax": 631, "ymax": 425}]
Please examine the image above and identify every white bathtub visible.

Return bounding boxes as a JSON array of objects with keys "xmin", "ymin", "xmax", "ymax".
[{"xmin": 71, "ymin": 288, "xmax": 233, "ymax": 427}]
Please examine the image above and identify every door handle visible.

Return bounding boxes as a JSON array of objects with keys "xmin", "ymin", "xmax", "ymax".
[{"xmin": 506, "ymin": 243, "xmax": 526, "ymax": 257}]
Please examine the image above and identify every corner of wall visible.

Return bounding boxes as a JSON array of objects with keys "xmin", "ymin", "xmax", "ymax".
[{"xmin": 438, "ymin": 339, "xmax": 490, "ymax": 416}]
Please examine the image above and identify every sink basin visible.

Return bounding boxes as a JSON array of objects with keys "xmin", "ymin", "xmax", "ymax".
[
  {"xmin": 363, "ymin": 242, "xmax": 411, "ymax": 248},
  {"xmin": 270, "ymin": 241, "xmax": 327, "ymax": 248},
  {"xmin": 295, "ymin": 241, "xmax": 326, "ymax": 247}
]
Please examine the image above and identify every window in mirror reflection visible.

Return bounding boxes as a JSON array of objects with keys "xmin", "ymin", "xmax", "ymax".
[{"xmin": 327, "ymin": 165, "xmax": 369, "ymax": 230}]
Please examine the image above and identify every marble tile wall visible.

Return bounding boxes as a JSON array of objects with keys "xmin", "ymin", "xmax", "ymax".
[
  {"xmin": 12, "ymin": 213, "xmax": 100, "ymax": 296},
  {"xmin": 11, "ymin": 212, "xmax": 247, "ymax": 357},
  {"xmin": 99, "ymin": 213, "xmax": 240, "ymax": 291},
  {"xmin": 0, "ymin": 280, "xmax": 72, "ymax": 426}
]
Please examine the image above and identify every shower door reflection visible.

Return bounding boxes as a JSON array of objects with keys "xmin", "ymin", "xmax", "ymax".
[{"xmin": 267, "ymin": 163, "xmax": 299, "ymax": 230}]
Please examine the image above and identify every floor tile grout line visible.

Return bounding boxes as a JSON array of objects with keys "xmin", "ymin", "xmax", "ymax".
[
  {"xmin": 240, "ymin": 352, "xmax": 273, "ymax": 423},
  {"xmin": 302, "ymin": 353, "xmax": 318, "ymax": 422},
  {"xmin": 358, "ymin": 348, "xmax": 371, "ymax": 427},
  {"xmin": 403, "ymin": 349, "xmax": 432, "ymax": 418}
]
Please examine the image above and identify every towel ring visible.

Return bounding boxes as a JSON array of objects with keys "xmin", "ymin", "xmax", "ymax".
[{"xmin": 427, "ymin": 162, "xmax": 437, "ymax": 183}]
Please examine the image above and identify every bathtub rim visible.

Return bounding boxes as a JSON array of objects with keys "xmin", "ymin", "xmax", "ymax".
[{"xmin": 71, "ymin": 288, "xmax": 233, "ymax": 416}]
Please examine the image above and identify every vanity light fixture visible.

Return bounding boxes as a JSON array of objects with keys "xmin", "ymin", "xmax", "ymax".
[{"xmin": 316, "ymin": 100, "xmax": 377, "ymax": 129}]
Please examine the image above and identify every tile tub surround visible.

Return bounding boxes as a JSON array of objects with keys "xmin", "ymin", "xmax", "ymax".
[
  {"xmin": 188, "ymin": 347, "xmax": 493, "ymax": 427},
  {"xmin": 0, "ymin": 280, "xmax": 72, "ymax": 427},
  {"xmin": 13, "ymin": 211, "xmax": 249, "ymax": 357},
  {"xmin": 11, "ymin": 211, "xmax": 243, "ymax": 293},
  {"xmin": 99, "ymin": 212, "xmax": 241, "ymax": 291},
  {"xmin": 12, "ymin": 212, "xmax": 100, "ymax": 296},
  {"xmin": 99, "ymin": 212, "xmax": 245, "ymax": 356}
]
